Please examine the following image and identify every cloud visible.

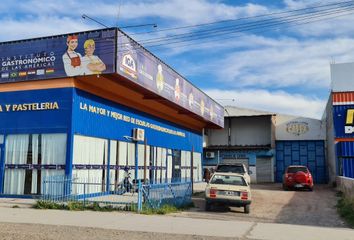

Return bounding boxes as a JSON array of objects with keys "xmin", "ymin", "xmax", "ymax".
[
  {"xmin": 204, "ymin": 88, "xmax": 327, "ymax": 119},
  {"xmin": 0, "ymin": 0, "xmax": 270, "ymax": 25},
  {"xmin": 174, "ymin": 35, "xmax": 354, "ymax": 90},
  {"xmin": 0, "ymin": 16, "xmax": 93, "ymax": 42}
]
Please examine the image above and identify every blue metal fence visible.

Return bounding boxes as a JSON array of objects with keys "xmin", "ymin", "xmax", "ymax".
[
  {"xmin": 141, "ymin": 182, "xmax": 192, "ymax": 209},
  {"xmin": 41, "ymin": 175, "xmax": 192, "ymax": 212}
]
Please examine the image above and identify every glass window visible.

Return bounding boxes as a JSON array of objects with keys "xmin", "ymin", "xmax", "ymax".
[
  {"xmin": 210, "ymin": 174, "xmax": 247, "ymax": 186},
  {"xmin": 287, "ymin": 166, "xmax": 308, "ymax": 173},
  {"xmin": 4, "ymin": 133, "xmax": 66, "ymax": 195},
  {"xmin": 216, "ymin": 165, "xmax": 245, "ymax": 174},
  {"xmin": 72, "ymin": 135, "xmax": 107, "ymax": 194}
]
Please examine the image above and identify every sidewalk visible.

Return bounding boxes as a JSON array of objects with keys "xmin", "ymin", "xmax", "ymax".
[{"xmin": 0, "ymin": 199, "xmax": 353, "ymax": 240}]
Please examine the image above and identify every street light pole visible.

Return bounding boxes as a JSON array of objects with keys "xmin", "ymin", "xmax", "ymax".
[{"xmin": 82, "ymin": 14, "xmax": 109, "ymax": 28}]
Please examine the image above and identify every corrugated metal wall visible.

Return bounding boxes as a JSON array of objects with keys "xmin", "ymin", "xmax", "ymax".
[
  {"xmin": 336, "ymin": 141, "xmax": 354, "ymax": 178},
  {"xmin": 207, "ymin": 116, "xmax": 271, "ymax": 146},
  {"xmin": 342, "ymin": 158, "xmax": 354, "ymax": 178},
  {"xmin": 275, "ymin": 140, "xmax": 326, "ymax": 183},
  {"xmin": 207, "ymin": 120, "xmax": 229, "ymax": 146},
  {"xmin": 332, "ymin": 92, "xmax": 354, "ymax": 105},
  {"xmin": 230, "ymin": 116, "xmax": 271, "ymax": 146}
]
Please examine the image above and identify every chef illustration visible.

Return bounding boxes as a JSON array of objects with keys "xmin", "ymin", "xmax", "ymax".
[
  {"xmin": 156, "ymin": 64, "xmax": 164, "ymax": 93},
  {"xmin": 174, "ymin": 78, "xmax": 180, "ymax": 102},
  {"xmin": 200, "ymin": 99, "xmax": 205, "ymax": 116},
  {"xmin": 82, "ymin": 39, "xmax": 106, "ymax": 75},
  {"xmin": 62, "ymin": 35, "xmax": 83, "ymax": 76},
  {"xmin": 188, "ymin": 92, "xmax": 194, "ymax": 108}
]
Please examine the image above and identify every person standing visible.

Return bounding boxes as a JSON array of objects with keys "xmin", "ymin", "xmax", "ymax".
[{"xmin": 62, "ymin": 35, "xmax": 83, "ymax": 76}]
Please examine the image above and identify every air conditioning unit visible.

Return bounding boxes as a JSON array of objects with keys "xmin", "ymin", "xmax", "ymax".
[
  {"xmin": 133, "ymin": 128, "xmax": 145, "ymax": 141},
  {"xmin": 205, "ymin": 151, "xmax": 215, "ymax": 158}
]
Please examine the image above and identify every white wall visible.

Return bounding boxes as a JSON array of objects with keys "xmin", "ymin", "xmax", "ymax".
[
  {"xmin": 331, "ymin": 62, "xmax": 354, "ymax": 92},
  {"xmin": 275, "ymin": 115, "xmax": 325, "ymax": 141},
  {"xmin": 324, "ymin": 95, "xmax": 337, "ymax": 184}
]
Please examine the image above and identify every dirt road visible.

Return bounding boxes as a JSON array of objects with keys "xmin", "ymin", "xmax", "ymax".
[{"xmin": 178, "ymin": 183, "xmax": 347, "ymax": 228}]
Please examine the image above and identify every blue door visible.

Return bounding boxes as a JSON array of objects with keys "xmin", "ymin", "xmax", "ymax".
[{"xmin": 275, "ymin": 141, "xmax": 327, "ymax": 183}]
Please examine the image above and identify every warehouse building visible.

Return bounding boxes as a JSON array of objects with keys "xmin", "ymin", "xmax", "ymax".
[
  {"xmin": 204, "ymin": 106, "xmax": 326, "ymax": 183},
  {"xmin": 324, "ymin": 62, "xmax": 354, "ymax": 197},
  {"xmin": 204, "ymin": 107, "xmax": 275, "ymax": 183},
  {"xmin": 0, "ymin": 28, "xmax": 224, "ymax": 197}
]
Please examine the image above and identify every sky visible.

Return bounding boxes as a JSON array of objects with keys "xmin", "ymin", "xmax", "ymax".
[{"xmin": 1, "ymin": 0, "xmax": 354, "ymax": 119}]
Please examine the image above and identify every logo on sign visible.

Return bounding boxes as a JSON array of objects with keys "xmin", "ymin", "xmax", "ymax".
[
  {"xmin": 10, "ymin": 72, "xmax": 18, "ymax": 78},
  {"xmin": 345, "ymin": 109, "xmax": 354, "ymax": 134},
  {"xmin": 120, "ymin": 53, "xmax": 137, "ymax": 79},
  {"xmin": 286, "ymin": 121, "xmax": 309, "ymax": 136}
]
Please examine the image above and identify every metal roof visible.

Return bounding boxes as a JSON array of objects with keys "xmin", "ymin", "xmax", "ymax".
[{"xmin": 224, "ymin": 106, "xmax": 275, "ymax": 117}]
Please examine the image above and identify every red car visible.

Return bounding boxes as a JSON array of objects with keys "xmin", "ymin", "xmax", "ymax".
[{"xmin": 282, "ymin": 165, "xmax": 314, "ymax": 191}]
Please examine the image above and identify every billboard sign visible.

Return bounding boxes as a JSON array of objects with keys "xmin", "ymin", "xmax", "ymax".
[
  {"xmin": 0, "ymin": 29, "xmax": 116, "ymax": 83},
  {"xmin": 333, "ymin": 105, "xmax": 354, "ymax": 138},
  {"xmin": 116, "ymin": 30, "xmax": 224, "ymax": 127}
]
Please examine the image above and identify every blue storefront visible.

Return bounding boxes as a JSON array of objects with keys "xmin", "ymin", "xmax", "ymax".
[{"xmin": 0, "ymin": 28, "xmax": 224, "ymax": 197}]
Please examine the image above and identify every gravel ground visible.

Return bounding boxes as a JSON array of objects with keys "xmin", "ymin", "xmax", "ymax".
[
  {"xmin": 178, "ymin": 183, "xmax": 347, "ymax": 228},
  {"xmin": 0, "ymin": 222, "xmax": 234, "ymax": 240}
]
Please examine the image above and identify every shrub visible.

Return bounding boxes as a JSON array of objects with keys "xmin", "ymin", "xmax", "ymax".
[{"xmin": 337, "ymin": 193, "xmax": 354, "ymax": 228}]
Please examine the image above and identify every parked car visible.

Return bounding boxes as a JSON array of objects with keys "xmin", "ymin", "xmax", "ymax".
[
  {"xmin": 282, "ymin": 165, "xmax": 314, "ymax": 191},
  {"xmin": 215, "ymin": 163, "xmax": 251, "ymax": 184},
  {"xmin": 205, "ymin": 172, "xmax": 252, "ymax": 213}
]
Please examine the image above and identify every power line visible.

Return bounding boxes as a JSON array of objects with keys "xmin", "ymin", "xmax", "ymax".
[
  {"xmin": 129, "ymin": 0, "xmax": 354, "ymax": 36},
  {"xmin": 113, "ymin": 2, "xmax": 354, "ymax": 52},
  {"xmin": 146, "ymin": 10, "xmax": 354, "ymax": 51},
  {"xmin": 142, "ymin": 5, "xmax": 354, "ymax": 48},
  {"xmin": 136, "ymin": 1, "xmax": 354, "ymax": 45}
]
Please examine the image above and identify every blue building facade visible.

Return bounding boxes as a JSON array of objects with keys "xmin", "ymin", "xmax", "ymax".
[
  {"xmin": 0, "ymin": 28, "xmax": 223, "ymax": 197},
  {"xmin": 0, "ymin": 87, "xmax": 206, "ymax": 196}
]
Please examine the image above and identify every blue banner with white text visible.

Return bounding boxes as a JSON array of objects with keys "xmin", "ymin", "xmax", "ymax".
[{"xmin": 0, "ymin": 29, "xmax": 116, "ymax": 83}]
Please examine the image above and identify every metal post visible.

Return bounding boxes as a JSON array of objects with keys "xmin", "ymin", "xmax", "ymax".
[
  {"xmin": 106, "ymin": 140, "xmax": 111, "ymax": 192},
  {"xmin": 135, "ymin": 141, "xmax": 138, "ymax": 181},
  {"xmin": 217, "ymin": 150, "xmax": 220, "ymax": 165},
  {"xmin": 83, "ymin": 182, "xmax": 86, "ymax": 207},
  {"xmin": 137, "ymin": 179, "xmax": 142, "ymax": 213},
  {"xmin": 191, "ymin": 146, "xmax": 194, "ymax": 193},
  {"xmin": 144, "ymin": 138, "xmax": 147, "ymax": 183},
  {"xmin": 0, "ymin": 134, "xmax": 7, "ymax": 194}
]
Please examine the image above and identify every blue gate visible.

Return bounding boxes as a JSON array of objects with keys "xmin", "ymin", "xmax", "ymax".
[{"xmin": 275, "ymin": 141, "xmax": 327, "ymax": 183}]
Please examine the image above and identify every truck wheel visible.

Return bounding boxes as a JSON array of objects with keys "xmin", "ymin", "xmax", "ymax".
[{"xmin": 244, "ymin": 205, "xmax": 250, "ymax": 214}]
